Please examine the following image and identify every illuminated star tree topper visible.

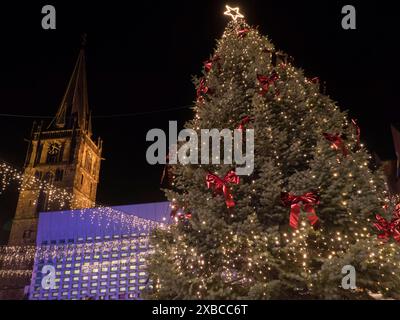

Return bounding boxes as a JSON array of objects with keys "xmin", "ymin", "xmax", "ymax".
[{"xmin": 224, "ymin": 5, "xmax": 244, "ymax": 21}]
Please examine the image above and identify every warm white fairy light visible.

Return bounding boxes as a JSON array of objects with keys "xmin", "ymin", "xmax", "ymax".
[
  {"xmin": 0, "ymin": 161, "xmax": 168, "ymax": 274},
  {"xmin": 0, "ymin": 162, "xmax": 73, "ymax": 209},
  {"xmin": 3, "ymin": 13, "xmax": 399, "ymax": 300},
  {"xmin": 167, "ymin": 21, "xmax": 395, "ymax": 292},
  {"xmin": 0, "ymin": 161, "xmax": 168, "ymax": 231}
]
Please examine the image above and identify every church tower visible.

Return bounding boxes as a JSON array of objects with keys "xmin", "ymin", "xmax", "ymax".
[{"xmin": 8, "ymin": 44, "xmax": 103, "ymax": 246}]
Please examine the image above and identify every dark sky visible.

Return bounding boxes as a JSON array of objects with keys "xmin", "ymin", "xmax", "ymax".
[{"xmin": 0, "ymin": 1, "xmax": 399, "ymax": 241}]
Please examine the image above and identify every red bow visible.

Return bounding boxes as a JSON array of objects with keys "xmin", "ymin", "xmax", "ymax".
[
  {"xmin": 237, "ymin": 116, "xmax": 253, "ymax": 131},
  {"xmin": 374, "ymin": 205, "xmax": 400, "ymax": 243},
  {"xmin": 204, "ymin": 60, "xmax": 213, "ymax": 73},
  {"xmin": 196, "ymin": 78, "xmax": 209, "ymax": 102},
  {"xmin": 203, "ymin": 55, "xmax": 220, "ymax": 73},
  {"xmin": 237, "ymin": 28, "xmax": 250, "ymax": 37},
  {"xmin": 281, "ymin": 192, "xmax": 320, "ymax": 229},
  {"xmin": 170, "ymin": 205, "xmax": 192, "ymax": 221},
  {"xmin": 257, "ymin": 72, "xmax": 279, "ymax": 96},
  {"xmin": 206, "ymin": 171, "xmax": 240, "ymax": 208},
  {"xmin": 323, "ymin": 133, "xmax": 348, "ymax": 157}
]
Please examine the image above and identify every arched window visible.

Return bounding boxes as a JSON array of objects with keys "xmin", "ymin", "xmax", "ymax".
[
  {"xmin": 34, "ymin": 170, "xmax": 42, "ymax": 180},
  {"xmin": 85, "ymin": 151, "xmax": 92, "ymax": 172},
  {"xmin": 92, "ymin": 160, "xmax": 97, "ymax": 176},
  {"xmin": 55, "ymin": 169, "xmax": 64, "ymax": 182},
  {"xmin": 43, "ymin": 171, "xmax": 54, "ymax": 183},
  {"xmin": 22, "ymin": 230, "xmax": 34, "ymax": 242}
]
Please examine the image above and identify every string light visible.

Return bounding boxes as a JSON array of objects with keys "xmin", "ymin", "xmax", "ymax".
[
  {"xmin": 0, "ymin": 161, "xmax": 168, "ymax": 275},
  {"xmin": 0, "ymin": 161, "xmax": 167, "ymax": 231},
  {"xmin": 3, "ymin": 10, "xmax": 399, "ymax": 300},
  {"xmin": 145, "ymin": 13, "xmax": 400, "ymax": 300}
]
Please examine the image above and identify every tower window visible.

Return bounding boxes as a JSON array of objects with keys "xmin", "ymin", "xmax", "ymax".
[
  {"xmin": 81, "ymin": 174, "xmax": 84, "ymax": 186},
  {"xmin": 43, "ymin": 172, "xmax": 54, "ymax": 183},
  {"xmin": 46, "ymin": 142, "xmax": 62, "ymax": 164},
  {"xmin": 92, "ymin": 161, "xmax": 97, "ymax": 176},
  {"xmin": 23, "ymin": 230, "xmax": 34, "ymax": 241},
  {"xmin": 85, "ymin": 151, "xmax": 92, "ymax": 172},
  {"xmin": 55, "ymin": 169, "xmax": 64, "ymax": 182},
  {"xmin": 34, "ymin": 171, "xmax": 42, "ymax": 181}
]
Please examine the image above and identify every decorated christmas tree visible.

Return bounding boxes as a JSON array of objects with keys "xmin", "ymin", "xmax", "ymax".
[{"xmin": 144, "ymin": 6, "xmax": 400, "ymax": 299}]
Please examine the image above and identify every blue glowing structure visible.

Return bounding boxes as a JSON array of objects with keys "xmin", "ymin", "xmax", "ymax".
[{"xmin": 29, "ymin": 202, "xmax": 170, "ymax": 300}]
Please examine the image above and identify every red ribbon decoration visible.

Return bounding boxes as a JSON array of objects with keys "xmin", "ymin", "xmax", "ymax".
[
  {"xmin": 323, "ymin": 120, "xmax": 360, "ymax": 157},
  {"xmin": 183, "ymin": 212, "xmax": 192, "ymax": 219},
  {"xmin": 281, "ymin": 192, "xmax": 320, "ymax": 229},
  {"xmin": 237, "ymin": 28, "xmax": 250, "ymax": 37},
  {"xmin": 206, "ymin": 171, "xmax": 240, "ymax": 208},
  {"xmin": 257, "ymin": 72, "xmax": 279, "ymax": 96},
  {"xmin": 323, "ymin": 133, "xmax": 348, "ymax": 157},
  {"xmin": 170, "ymin": 206, "xmax": 192, "ymax": 221},
  {"xmin": 311, "ymin": 77, "xmax": 320, "ymax": 84},
  {"xmin": 203, "ymin": 55, "xmax": 220, "ymax": 73},
  {"xmin": 373, "ymin": 205, "xmax": 400, "ymax": 243},
  {"xmin": 237, "ymin": 116, "xmax": 253, "ymax": 131},
  {"xmin": 196, "ymin": 78, "xmax": 209, "ymax": 102},
  {"xmin": 204, "ymin": 60, "xmax": 213, "ymax": 73},
  {"xmin": 176, "ymin": 211, "xmax": 192, "ymax": 221}
]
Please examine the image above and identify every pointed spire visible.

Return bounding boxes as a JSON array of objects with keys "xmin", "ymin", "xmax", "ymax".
[{"xmin": 49, "ymin": 34, "xmax": 91, "ymax": 135}]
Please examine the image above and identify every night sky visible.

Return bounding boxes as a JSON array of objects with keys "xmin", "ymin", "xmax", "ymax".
[{"xmin": 0, "ymin": 1, "xmax": 399, "ymax": 242}]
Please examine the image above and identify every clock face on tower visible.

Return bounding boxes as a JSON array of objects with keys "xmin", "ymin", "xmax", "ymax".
[{"xmin": 48, "ymin": 142, "xmax": 61, "ymax": 155}]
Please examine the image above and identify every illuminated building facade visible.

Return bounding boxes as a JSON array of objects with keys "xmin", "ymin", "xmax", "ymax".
[{"xmin": 28, "ymin": 202, "xmax": 170, "ymax": 300}]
